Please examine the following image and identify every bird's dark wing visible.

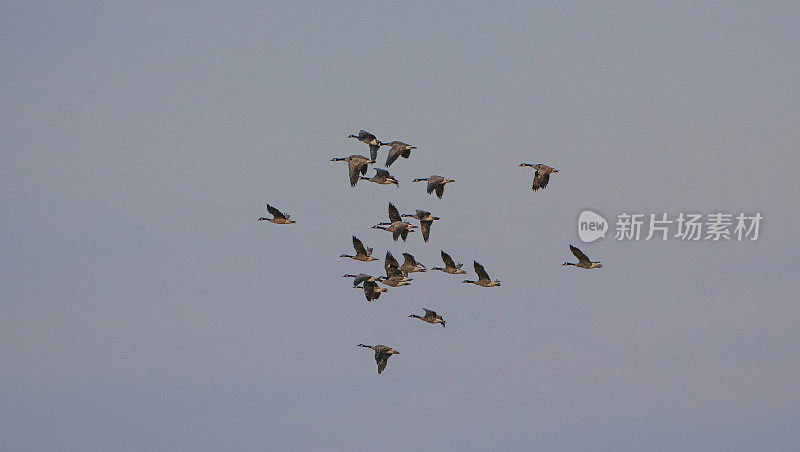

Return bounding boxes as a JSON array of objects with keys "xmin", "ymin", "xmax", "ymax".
[
  {"xmin": 386, "ymin": 265, "xmax": 403, "ymax": 279},
  {"xmin": 369, "ymin": 145, "xmax": 379, "ymax": 163},
  {"xmin": 352, "ymin": 236, "xmax": 368, "ymax": 255},
  {"xmin": 474, "ymin": 261, "xmax": 490, "ymax": 280},
  {"xmin": 426, "ymin": 177, "xmax": 437, "ymax": 194},
  {"xmin": 376, "ymin": 353, "xmax": 389, "ymax": 374},
  {"xmin": 392, "ymin": 225, "xmax": 402, "ymax": 241},
  {"xmin": 348, "ymin": 159, "xmax": 365, "ymax": 186},
  {"xmin": 402, "ymin": 253, "xmax": 417, "ymax": 265},
  {"xmin": 374, "ymin": 168, "xmax": 390, "ymax": 179},
  {"xmin": 385, "ymin": 148, "xmax": 401, "ymax": 167},
  {"xmin": 421, "ymin": 220, "xmax": 432, "ymax": 242},
  {"xmin": 422, "ymin": 308, "xmax": 436, "ymax": 317},
  {"xmin": 384, "ymin": 251, "xmax": 399, "ymax": 269},
  {"xmin": 532, "ymin": 171, "xmax": 551, "ymax": 191},
  {"xmin": 570, "ymin": 244, "xmax": 591, "ymax": 263},
  {"xmin": 352, "ymin": 274, "xmax": 369, "ymax": 287},
  {"xmin": 388, "ymin": 203, "xmax": 401, "ymax": 223},
  {"xmin": 359, "ymin": 130, "xmax": 374, "ymax": 141},
  {"xmin": 401, "ymin": 148, "xmax": 411, "ymax": 158},
  {"xmin": 266, "ymin": 204, "xmax": 286, "ymax": 220},
  {"xmin": 364, "ymin": 280, "xmax": 378, "ymax": 301},
  {"xmin": 435, "ymin": 185, "xmax": 444, "ymax": 199},
  {"xmin": 441, "ymin": 250, "xmax": 456, "ymax": 268}
]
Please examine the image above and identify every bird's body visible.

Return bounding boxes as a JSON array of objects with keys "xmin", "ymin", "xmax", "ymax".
[
  {"xmin": 362, "ymin": 280, "xmax": 388, "ymax": 301},
  {"xmin": 331, "ymin": 154, "xmax": 370, "ymax": 186},
  {"xmin": 347, "ymin": 130, "xmax": 386, "ymax": 163},
  {"xmin": 519, "ymin": 163, "xmax": 559, "ymax": 191},
  {"xmin": 409, "ymin": 308, "xmax": 446, "ymax": 328},
  {"xmin": 462, "ymin": 261, "xmax": 501, "ymax": 287},
  {"xmin": 258, "ymin": 203, "xmax": 296, "ymax": 224},
  {"xmin": 401, "ymin": 209, "xmax": 440, "ymax": 242},
  {"xmin": 563, "ymin": 244, "xmax": 603, "ymax": 269},
  {"xmin": 384, "ymin": 141, "xmax": 417, "ymax": 167},
  {"xmin": 340, "ymin": 236, "xmax": 379, "ymax": 262},
  {"xmin": 412, "ymin": 175, "xmax": 455, "ymax": 199},
  {"xmin": 431, "ymin": 250, "xmax": 467, "ymax": 274},
  {"xmin": 360, "ymin": 168, "xmax": 399, "ymax": 186},
  {"xmin": 357, "ymin": 344, "xmax": 399, "ymax": 374}
]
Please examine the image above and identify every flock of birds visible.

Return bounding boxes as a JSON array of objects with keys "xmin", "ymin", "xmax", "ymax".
[{"xmin": 260, "ymin": 129, "xmax": 603, "ymax": 374}]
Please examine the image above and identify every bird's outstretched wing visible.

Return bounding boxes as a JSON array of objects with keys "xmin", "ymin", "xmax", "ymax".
[
  {"xmin": 388, "ymin": 203, "xmax": 401, "ymax": 223},
  {"xmin": 532, "ymin": 170, "xmax": 551, "ymax": 191},
  {"xmin": 569, "ymin": 244, "xmax": 591, "ymax": 264},
  {"xmin": 474, "ymin": 261, "xmax": 490, "ymax": 280},
  {"xmin": 352, "ymin": 236, "xmax": 368, "ymax": 255},
  {"xmin": 441, "ymin": 250, "xmax": 456, "ymax": 268},
  {"xmin": 266, "ymin": 204, "xmax": 286, "ymax": 220}
]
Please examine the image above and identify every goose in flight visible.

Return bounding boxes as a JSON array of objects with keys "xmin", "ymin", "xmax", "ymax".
[
  {"xmin": 401, "ymin": 209, "xmax": 440, "ymax": 242},
  {"xmin": 340, "ymin": 236, "xmax": 379, "ymax": 262},
  {"xmin": 384, "ymin": 141, "xmax": 417, "ymax": 167},
  {"xmin": 360, "ymin": 168, "xmax": 399, "ymax": 186},
  {"xmin": 563, "ymin": 244, "xmax": 603, "ymax": 269},
  {"xmin": 431, "ymin": 250, "xmax": 467, "ymax": 274},
  {"xmin": 519, "ymin": 163, "xmax": 559, "ymax": 191},
  {"xmin": 409, "ymin": 308, "xmax": 446, "ymax": 328},
  {"xmin": 412, "ymin": 175, "xmax": 455, "ymax": 199},
  {"xmin": 347, "ymin": 130, "xmax": 386, "ymax": 163},
  {"xmin": 258, "ymin": 203, "xmax": 296, "ymax": 224},
  {"xmin": 462, "ymin": 261, "xmax": 501, "ymax": 287},
  {"xmin": 357, "ymin": 344, "xmax": 399, "ymax": 374},
  {"xmin": 331, "ymin": 154, "xmax": 370, "ymax": 187}
]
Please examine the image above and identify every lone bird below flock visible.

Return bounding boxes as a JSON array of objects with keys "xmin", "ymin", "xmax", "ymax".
[
  {"xmin": 340, "ymin": 236, "xmax": 379, "ymax": 262},
  {"xmin": 347, "ymin": 130, "xmax": 386, "ymax": 163},
  {"xmin": 258, "ymin": 203, "xmax": 295, "ymax": 224},
  {"xmin": 431, "ymin": 250, "xmax": 467, "ymax": 274},
  {"xmin": 519, "ymin": 163, "xmax": 559, "ymax": 191},
  {"xmin": 384, "ymin": 141, "xmax": 417, "ymax": 167},
  {"xmin": 412, "ymin": 175, "xmax": 455, "ymax": 199},
  {"xmin": 357, "ymin": 344, "xmax": 399, "ymax": 374},
  {"xmin": 409, "ymin": 308, "xmax": 446, "ymax": 328},
  {"xmin": 462, "ymin": 261, "xmax": 501, "ymax": 287},
  {"xmin": 360, "ymin": 168, "xmax": 399, "ymax": 186},
  {"xmin": 563, "ymin": 244, "xmax": 603, "ymax": 269},
  {"xmin": 331, "ymin": 154, "xmax": 370, "ymax": 187}
]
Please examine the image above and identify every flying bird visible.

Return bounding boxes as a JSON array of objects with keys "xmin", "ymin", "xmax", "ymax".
[
  {"xmin": 412, "ymin": 175, "xmax": 455, "ymax": 199},
  {"xmin": 357, "ymin": 344, "xmax": 399, "ymax": 374},
  {"xmin": 330, "ymin": 154, "xmax": 370, "ymax": 187},
  {"xmin": 401, "ymin": 209, "xmax": 440, "ymax": 242},
  {"xmin": 462, "ymin": 260, "xmax": 501, "ymax": 287},
  {"xmin": 563, "ymin": 244, "xmax": 603, "ymax": 269},
  {"xmin": 431, "ymin": 250, "xmax": 467, "ymax": 274},
  {"xmin": 384, "ymin": 141, "xmax": 417, "ymax": 167},
  {"xmin": 360, "ymin": 168, "xmax": 399, "ymax": 186},
  {"xmin": 347, "ymin": 130, "xmax": 386, "ymax": 163},
  {"xmin": 519, "ymin": 163, "xmax": 559, "ymax": 191},
  {"xmin": 258, "ymin": 203, "xmax": 296, "ymax": 224},
  {"xmin": 340, "ymin": 236, "xmax": 380, "ymax": 262},
  {"xmin": 409, "ymin": 308, "xmax": 446, "ymax": 328}
]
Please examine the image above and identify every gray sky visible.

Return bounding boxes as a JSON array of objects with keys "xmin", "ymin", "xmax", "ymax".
[{"xmin": 2, "ymin": 2, "xmax": 799, "ymax": 450}]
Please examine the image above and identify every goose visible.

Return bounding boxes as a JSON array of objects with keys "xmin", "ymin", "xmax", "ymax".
[
  {"xmin": 563, "ymin": 244, "xmax": 603, "ymax": 269},
  {"xmin": 258, "ymin": 203, "xmax": 296, "ymax": 224},
  {"xmin": 519, "ymin": 163, "xmax": 559, "ymax": 191},
  {"xmin": 401, "ymin": 209, "xmax": 440, "ymax": 242},
  {"xmin": 462, "ymin": 261, "xmax": 501, "ymax": 287},
  {"xmin": 357, "ymin": 344, "xmax": 399, "ymax": 374},
  {"xmin": 400, "ymin": 253, "xmax": 427, "ymax": 274},
  {"xmin": 409, "ymin": 308, "xmax": 446, "ymax": 328},
  {"xmin": 347, "ymin": 130, "xmax": 386, "ymax": 163},
  {"xmin": 372, "ymin": 203, "xmax": 416, "ymax": 241},
  {"xmin": 384, "ymin": 141, "xmax": 417, "ymax": 167},
  {"xmin": 412, "ymin": 175, "xmax": 455, "ymax": 199},
  {"xmin": 340, "ymin": 236, "xmax": 379, "ymax": 262},
  {"xmin": 431, "ymin": 250, "xmax": 467, "ymax": 274},
  {"xmin": 380, "ymin": 265, "xmax": 412, "ymax": 287},
  {"xmin": 343, "ymin": 273, "xmax": 379, "ymax": 288},
  {"xmin": 360, "ymin": 168, "xmax": 399, "ymax": 186},
  {"xmin": 384, "ymin": 251, "xmax": 412, "ymax": 280},
  {"xmin": 362, "ymin": 279, "xmax": 388, "ymax": 301},
  {"xmin": 330, "ymin": 154, "xmax": 370, "ymax": 186}
]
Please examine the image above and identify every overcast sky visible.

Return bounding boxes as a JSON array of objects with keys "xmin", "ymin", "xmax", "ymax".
[{"xmin": 2, "ymin": 2, "xmax": 800, "ymax": 450}]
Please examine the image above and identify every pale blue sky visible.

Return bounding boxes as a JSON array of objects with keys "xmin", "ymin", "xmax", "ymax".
[{"xmin": 2, "ymin": 2, "xmax": 799, "ymax": 450}]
